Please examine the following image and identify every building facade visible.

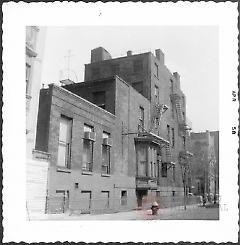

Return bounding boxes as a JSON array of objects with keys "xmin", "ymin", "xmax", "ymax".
[
  {"xmin": 35, "ymin": 47, "xmax": 194, "ymax": 214},
  {"xmin": 26, "ymin": 26, "xmax": 49, "ymax": 216},
  {"xmin": 190, "ymin": 130, "xmax": 218, "ymax": 200}
]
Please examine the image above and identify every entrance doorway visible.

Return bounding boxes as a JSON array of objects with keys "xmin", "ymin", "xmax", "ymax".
[{"xmin": 136, "ymin": 189, "xmax": 148, "ymax": 207}]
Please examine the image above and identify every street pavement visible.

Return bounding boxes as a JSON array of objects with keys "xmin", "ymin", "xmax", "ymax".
[{"xmin": 29, "ymin": 204, "xmax": 219, "ymax": 220}]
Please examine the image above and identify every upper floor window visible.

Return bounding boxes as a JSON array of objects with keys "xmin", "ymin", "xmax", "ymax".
[
  {"xmin": 102, "ymin": 132, "xmax": 111, "ymax": 175},
  {"xmin": 161, "ymin": 162, "xmax": 167, "ymax": 177},
  {"xmin": 133, "ymin": 60, "xmax": 143, "ymax": 73},
  {"xmin": 171, "ymin": 127, "xmax": 175, "ymax": 148},
  {"xmin": 167, "ymin": 124, "xmax": 170, "ymax": 141},
  {"xmin": 82, "ymin": 124, "xmax": 95, "ymax": 172},
  {"xmin": 57, "ymin": 116, "xmax": 72, "ymax": 168},
  {"xmin": 170, "ymin": 79, "xmax": 174, "ymax": 94},
  {"xmin": 132, "ymin": 81, "xmax": 143, "ymax": 95},
  {"xmin": 154, "ymin": 85, "xmax": 159, "ymax": 103},
  {"xmin": 139, "ymin": 107, "xmax": 144, "ymax": 131},
  {"xmin": 154, "ymin": 63, "xmax": 159, "ymax": 78},
  {"xmin": 26, "ymin": 63, "xmax": 31, "ymax": 95},
  {"xmin": 93, "ymin": 91, "xmax": 106, "ymax": 109}
]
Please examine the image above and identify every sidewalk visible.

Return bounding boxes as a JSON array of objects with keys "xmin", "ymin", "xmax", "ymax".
[{"xmin": 28, "ymin": 203, "xmax": 219, "ymax": 220}]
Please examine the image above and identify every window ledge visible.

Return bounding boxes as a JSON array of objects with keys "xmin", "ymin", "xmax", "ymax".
[
  {"xmin": 82, "ymin": 170, "xmax": 93, "ymax": 175},
  {"xmin": 57, "ymin": 167, "xmax": 71, "ymax": 173},
  {"xmin": 101, "ymin": 173, "xmax": 111, "ymax": 177}
]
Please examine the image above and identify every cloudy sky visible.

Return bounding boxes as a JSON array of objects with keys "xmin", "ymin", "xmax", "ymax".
[{"xmin": 41, "ymin": 26, "xmax": 218, "ymax": 133}]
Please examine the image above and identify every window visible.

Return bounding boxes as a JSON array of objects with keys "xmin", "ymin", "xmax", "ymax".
[
  {"xmin": 137, "ymin": 145, "xmax": 147, "ymax": 176},
  {"xmin": 133, "ymin": 60, "xmax": 143, "ymax": 72},
  {"xmin": 150, "ymin": 147, "xmax": 157, "ymax": 178},
  {"xmin": 157, "ymin": 154, "xmax": 161, "ymax": 178},
  {"xmin": 167, "ymin": 124, "xmax": 170, "ymax": 141},
  {"xmin": 26, "ymin": 63, "xmax": 31, "ymax": 94},
  {"xmin": 121, "ymin": 190, "xmax": 127, "ymax": 206},
  {"xmin": 172, "ymin": 191, "xmax": 175, "ymax": 196},
  {"xmin": 182, "ymin": 111, "xmax": 185, "ymax": 120},
  {"xmin": 57, "ymin": 116, "xmax": 72, "ymax": 168},
  {"xmin": 154, "ymin": 85, "xmax": 159, "ymax": 103},
  {"xmin": 82, "ymin": 124, "xmax": 94, "ymax": 172},
  {"xmin": 102, "ymin": 132, "xmax": 111, "ymax": 174},
  {"xmin": 183, "ymin": 136, "xmax": 186, "ymax": 148},
  {"xmin": 170, "ymin": 79, "xmax": 174, "ymax": 93},
  {"xmin": 156, "ymin": 191, "xmax": 160, "ymax": 197},
  {"xmin": 101, "ymin": 191, "xmax": 110, "ymax": 208},
  {"xmin": 171, "ymin": 128, "xmax": 175, "ymax": 148},
  {"xmin": 154, "ymin": 63, "xmax": 159, "ymax": 78},
  {"xmin": 93, "ymin": 91, "xmax": 106, "ymax": 109},
  {"xmin": 161, "ymin": 162, "xmax": 167, "ymax": 177},
  {"xmin": 173, "ymin": 165, "xmax": 175, "ymax": 181},
  {"xmin": 155, "ymin": 118, "xmax": 159, "ymax": 128},
  {"xmin": 139, "ymin": 107, "xmax": 144, "ymax": 131},
  {"xmin": 75, "ymin": 183, "xmax": 79, "ymax": 189},
  {"xmin": 171, "ymin": 100, "xmax": 175, "ymax": 119},
  {"xmin": 132, "ymin": 81, "xmax": 143, "ymax": 94}
]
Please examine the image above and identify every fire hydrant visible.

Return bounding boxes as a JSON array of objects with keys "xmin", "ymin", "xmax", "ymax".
[{"xmin": 151, "ymin": 201, "xmax": 159, "ymax": 215}]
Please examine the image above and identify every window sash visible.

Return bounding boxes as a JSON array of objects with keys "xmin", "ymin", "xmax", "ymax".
[
  {"xmin": 102, "ymin": 145, "xmax": 110, "ymax": 174},
  {"xmin": 82, "ymin": 139, "xmax": 93, "ymax": 171}
]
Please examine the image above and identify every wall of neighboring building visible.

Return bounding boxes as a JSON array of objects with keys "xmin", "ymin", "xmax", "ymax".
[
  {"xmin": 63, "ymin": 78, "xmax": 116, "ymax": 115},
  {"xmin": 191, "ymin": 131, "xmax": 216, "ymax": 197},
  {"xmin": 26, "ymin": 26, "xmax": 49, "ymax": 218},
  {"xmin": 26, "ymin": 26, "xmax": 47, "ymax": 158},
  {"xmin": 84, "ymin": 49, "xmax": 152, "ymax": 99}
]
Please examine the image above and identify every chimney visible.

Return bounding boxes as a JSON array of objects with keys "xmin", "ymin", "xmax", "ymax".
[
  {"xmin": 173, "ymin": 72, "xmax": 180, "ymax": 89},
  {"xmin": 91, "ymin": 47, "xmax": 112, "ymax": 63},
  {"xmin": 127, "ymin": 50, "xmax": 132, "ymax": 56},
  {"xmin": 155, "ymin": 49, "xmax": 164, "ymax": 64}
]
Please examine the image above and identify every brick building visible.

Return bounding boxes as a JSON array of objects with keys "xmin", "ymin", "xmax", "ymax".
[
  {"xmin": 190, "ymin": 130, "xmax": 218, "ymax": 199},
  {"xmin": 35, "ymin": 47, "xmax": 193, "ymax": 213}
]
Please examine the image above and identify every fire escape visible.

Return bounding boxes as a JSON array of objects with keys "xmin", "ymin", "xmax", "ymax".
[{"xmin": 170, "ymin": 92, "xmax": 193, "ymax": 205}]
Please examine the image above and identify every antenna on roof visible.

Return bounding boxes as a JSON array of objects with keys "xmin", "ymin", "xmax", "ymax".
[{"xmin": 64, "ymin": 49, "xmax": 74, "ymax": 80}]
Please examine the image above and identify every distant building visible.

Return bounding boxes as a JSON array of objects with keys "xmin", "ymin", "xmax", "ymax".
[
  {"xmin": 35, "ymin": 47, "xmax": 193, "ymax": 214},
  {"xmin": 190, "ymin": 130, "xmax": 218, "ymax": 199},
  {"xmin": 26, "ymin": 26, "xmax": 49, "ymax": 216}
]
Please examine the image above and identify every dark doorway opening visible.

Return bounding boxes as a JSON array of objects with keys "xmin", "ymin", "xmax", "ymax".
[{"xmin": 136, "ymin": 189, "xmax": 148, "ymax": 207}]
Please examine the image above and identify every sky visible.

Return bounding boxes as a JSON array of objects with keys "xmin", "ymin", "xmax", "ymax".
[{"xmin": 41, "ymin": 26, "xmax": 219, "ymax": 133}]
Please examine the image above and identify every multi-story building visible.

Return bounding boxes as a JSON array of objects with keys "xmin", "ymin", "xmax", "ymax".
[
  {"xmin": 26, "ymin": 26, "xmax": 49, "ymax": 216},
  {"xmin": 190, "ymin": 130, "xmax": 217, "ymax": 199},
  {"xmin": 85, "ymin": 47, "xmax": 193, "ymax": 206},
  {"xmin": 35, "ymin": 47, "xmax": 193, "ymax": 214}
]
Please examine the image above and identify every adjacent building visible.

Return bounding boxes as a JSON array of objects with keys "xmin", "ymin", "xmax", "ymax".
[
  {"xmin": 190, "ymin": 130, "xmax": 218, "ymax": 199},
  {"xmin": 35, "ymin": 47, "xmax": 194, "ymax": 214},
  {"xmin": 26, "ymin": 26, "xmax": 49, "ymax": 216}
]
